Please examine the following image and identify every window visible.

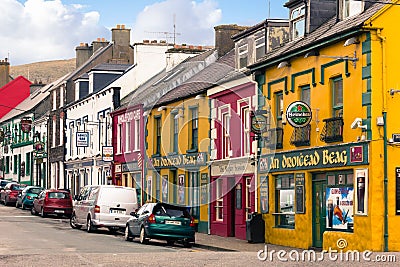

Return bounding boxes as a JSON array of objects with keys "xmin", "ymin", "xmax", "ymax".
[
  {"xmin": 189, "ymin": 108, "xmax": 198, "ymax": 151},
  {"xmin": 52, "ymin": 117, "xmax": 56, "ymax": 148},
  {"xmin": 134, "ymin": 119, "xmax": 140, "ymax": 151},
  {"xmin": 222, "ymin": 113, "xmax": 231, "ymax": 158},
  {"xmin": 268, "ymin": 92, "xmax": 284, "ymax": 149},
  {"xmin": 320, "ymin": 117, "xmax": 344, "ymax": 143},
  {"xmin": 238, "ymin": 44, "xmax": 248, "ymax": 69},
  {"xmin": 117, "ymin": 123, "xmax": 122, "ymax": 154},
  {"xmin": 52, "ymin": 90, "xmax": 57, "ymax": 110},
  {"xmin": 59, "ymin": 87, "xmax": 64, "ymax": 108},
  {"xmin": 245, "ymin": 177, "xmax": 252, "ymax": 220},
  {"xmin": 26, "ymin": 152, "xmax": 30, "ymax": 175},
  {"xmin": 215, "ymin": 178, "xmax": 223, "ymax": 221},
  {"xmin": 242, "ymin": 107, "xmax": 251, "ymax": 155},
  {"xmin": 301, "ymin": 85, "xmax": 311, "ymax": 106},
  {"xmin": 155, "ymin": 117, "xmax": 162, "ymax": 155},
  {"xmin": 290, "ymin": 5, "xmax": 305, "ymax": 39},
  {"xmin": 343, "ymin": 0, "xmax": 363, "ymax": 18},
  {"xmin": 275, "ymin": 175, "xmax": 295, "ymax": 228},
  {"xmin": 59, "ymin": 117, "xmax": 63, "ymax": 146},
  {"xmin": 332, "ymin": 77, "xmax": 343, "ymax": 117},
  {"xmin": 172, "ymin": 115, "xmax": 179, "ymax": 153},
  {"xmin": 13, "ymin": 155, "xmax": 17, "ymax": 174},
  {"xmin": 5, "ymin": 156, "xmax": 9, "ymax": 174},
  {"xmin": 125, "ymin": 121, "xmax": 131, "ymax": 153},
  {"xmin": 290, "ymin": 124, "xmax": 311, "ymax": 147},
  {"xmin": 276, "ymin": 92, "xmax": 284, "ymax": 128},
  {"xmin": 255, "ymin": 30, "xmax": 266, "ymax": 60}
]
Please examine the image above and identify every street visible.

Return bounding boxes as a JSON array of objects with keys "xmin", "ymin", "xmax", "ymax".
[{"xmin": 1, "ymin": 204, "xmax": 400, "ymax": 267}]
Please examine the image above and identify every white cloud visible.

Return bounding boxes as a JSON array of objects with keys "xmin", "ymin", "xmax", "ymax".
[
  {"xmin": 132, "ymin": 0, "xmax": 221, "ymax": 46},
  {"xmin": 0, "ymin": 0, "xmax": 108, "ymax": 65}
]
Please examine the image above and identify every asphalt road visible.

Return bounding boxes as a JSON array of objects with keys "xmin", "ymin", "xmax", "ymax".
[{"xmin": 1, "ymin": 204, "xmax": 399, "ymax": 267}]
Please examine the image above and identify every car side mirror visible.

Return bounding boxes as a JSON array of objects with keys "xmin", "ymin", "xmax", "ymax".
[
  {"xmin": 130, "ymin": 211, "xmax": 138, "ymax": 218},
  {"xmin": 74, "ymin": 195, "xmax": 80, "ymax": 201}
]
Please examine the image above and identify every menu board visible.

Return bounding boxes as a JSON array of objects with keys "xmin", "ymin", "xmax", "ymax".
[{"xmin": 295, "ymin": 173, "xmax": 305, "ymax": 214}]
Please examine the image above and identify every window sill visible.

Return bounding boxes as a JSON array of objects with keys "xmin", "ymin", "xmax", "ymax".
[
  {"xmin": 152, "ymin": 154, "xmax": 161, "ymax": 158},
  {"xmin": 124, "ymin": 150, "xmax": 131, "ymax": 154},
  {"xmin": 273, "ymin": 225, "xmax": 295, "ymax": 229}
]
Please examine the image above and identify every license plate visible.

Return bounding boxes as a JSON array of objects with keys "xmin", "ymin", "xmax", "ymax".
[
  {"xmin": 165, "ymin": 220, "xmax": 181, "ymax": 226},
  {"xmin": 54, "ymin": 210, "xmax": 64, "ymax": 213},
  {"xmin": 110, "ymin": 209, "xmax": 125, "ymax": 214}
]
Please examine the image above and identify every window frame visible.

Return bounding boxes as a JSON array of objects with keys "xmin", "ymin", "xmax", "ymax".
[
  {"xmin": 215, "ymin": 178, "xmax": 223, "ymax": 221},
  {"xmin": 331, "ymin": 76, "xmax": 343, "ymax": 117},
  {"xmin": 155, "ymin": 116, "xmax": 162, "ymax": 155},
  {"xmin": 189, "ymin": 107, "xmax": 198, "ymax": 151},
  {"xmin": 290, "ymin": 5, "xmax": 305, "ymax": 39},
  {"xmin": 274, "ymin": 174, "xmax": 295, "ymax": 228},
  {"xmin": 238, "ymin": 44, "xmax": 249, "ymax": 69},
  {"xmin": 343, "ymin": 0, "xmax": 363, "ymax": 19}
]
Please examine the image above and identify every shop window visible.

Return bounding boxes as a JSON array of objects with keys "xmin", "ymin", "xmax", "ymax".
[
  {"xmin": 326, "ymin": 172, "xmax": 354, "ymax": 231},
  {"xmin": 274, "ymin": 175, "xmax": 295, "ymax": 228},
  {"xmin": 290, "ymin": 124, "xmax": 311, "ymax": 147},
  {"xmin": 290, "ymin": 5, "xmax": 305, "ymax": 39},
  {"xmin": 222, "ymin": 112, "xmax": 231, "ymax": 158},
  {"xmin": 215, "ymin": 178, "xmax": 223, "ymax": 221}
]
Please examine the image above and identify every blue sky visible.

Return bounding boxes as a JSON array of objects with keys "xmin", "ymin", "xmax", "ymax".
[{"xmin": 4, "ymin": 0, "xmax": 288, "ymax": 65}]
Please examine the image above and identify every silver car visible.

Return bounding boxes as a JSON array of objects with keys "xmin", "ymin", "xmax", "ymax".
[{"xmin": 70, "ymin": 185, "xmax": 138, "ymax": 233}]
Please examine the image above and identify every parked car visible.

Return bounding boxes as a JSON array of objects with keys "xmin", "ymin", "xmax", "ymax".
[
  {"xmin": 124, "ymin": 202, "xmax": 195, "ymax": 247},
  {"xmin": 0, "ymin": 183, "xmax": 27, "ymax": 206},
  {"xmin": 0, "ymin": 179, "xmax": 11, "ymax": 190},
  {"xmin": 16, "ymin": 186, "xmax": 44, "ymax": 209},
  {"xmin": 31, "ymin": 189, "xmax": 72, "ymax": 217},
  {"xmin": 70, "ymin": 185, "xmax": 138, "ymax": 233}
]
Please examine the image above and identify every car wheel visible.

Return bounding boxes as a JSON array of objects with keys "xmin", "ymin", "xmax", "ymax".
[
  {"xmin": 31, "ymin": 206, "xmax": 37, "ymax": 215},
  {"xmin": 166, "ymin": 240, "xmax": 175, "ymax": 246},
  {"xmin": 40, "ymin": 208, "xmax": 47, "ymax": 218},
  {"xmin": 70, "ymin": 213, "xmax": 82, "ymax": 229},
  {"xmin": 183, "ymin": 241, "xmax": 193, "ymax": 248},
  {"xmin": 124, "ymin": 225, "xmax": 133, "ymax": 241},
  {"xmin": 139, "ymin": 227, "xmax": 149, "ymax": 244},
  {"xmin": 86, "ymin": 217, "xmax": 96, "ymax": 233}
]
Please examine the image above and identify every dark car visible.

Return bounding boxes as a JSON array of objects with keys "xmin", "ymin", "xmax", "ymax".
[
  {"xmin": 124, "ymin": 203, "xmax": 195, "ymax": 247},
  {"xmin": 0, "ymin": 183, "xmax": 27, "ymax": 206},
  {"xmin": 31, "ymin": 189, "xmax": 73, "ymax": 218},
  {"xmin": 16, "ymin": 186, "xmax": 44, "ymax": 209},
  {"xmin": 0, "ymin": 179, "xmax": 11, "ymax": 190}
]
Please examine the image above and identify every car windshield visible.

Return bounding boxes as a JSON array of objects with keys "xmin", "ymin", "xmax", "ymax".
[
  {"xmin": 12, "ymin": 185, "xmax": 26, "ymax": 190},
  {"xmin": 48, "ymin": 192, "xmax": 70, "ymax": 199},
  {"xmin": 28, "ymin": 188, "xmax": 42, "ymax": 194},
  {"xmin": 154, "ymin": 205, "xmax": 190, "ymax": 218}
]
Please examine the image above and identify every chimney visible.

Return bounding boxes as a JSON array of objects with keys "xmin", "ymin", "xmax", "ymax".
[
  {"xmin": 214, "ymin": 24, "xmax": 247, "ymax": 57},
  {"xmin": 92, "ymin": 37, "xmax": 109, "ymax": 53},
  {"xmin": 75, "ymin": 43, "xmax": 92, "ymax": 68},
  {"xmin": 112, "ymin": 24, "xmax": 132, "ymax": 63},
  {"xmin": 112, "ymin": 87, "xmax": 121, "ymax": 109},
  {"xmin": 30, "ymin": 80, "xmax": 45, "ymax": 95},
  {"xmin": 0, "ymin": 58, "xmax": 10, "ymax": 88}
]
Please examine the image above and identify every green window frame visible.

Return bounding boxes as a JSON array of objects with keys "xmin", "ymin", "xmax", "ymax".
[
  {"xmin": 13, "ymin": 155, "xmax": 17, "ymax": 174},
  {"xmin": 26, "ymin": 152, "xmax": 30, "ymax": 176},
  {"xmin": 331, "ymin": 76, "xmax": 343, "ymax": 117},
  {"xmin": 189, "ymin": 107, "xmax": 198, "ymax": 151},
  {"xmin": 155, "ymin": 116, "xmax": 162, "ymax": 155}
]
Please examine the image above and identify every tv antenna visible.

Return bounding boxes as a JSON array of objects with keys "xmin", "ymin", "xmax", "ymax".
[{"xmin": 145, "ymin": 14, "xmax": 181, "ymax": 45}]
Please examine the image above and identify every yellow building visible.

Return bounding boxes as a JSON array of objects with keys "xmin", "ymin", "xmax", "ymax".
[{"xmin": 249, "ymin": 0, "xmax": 400, "ymax": 251}]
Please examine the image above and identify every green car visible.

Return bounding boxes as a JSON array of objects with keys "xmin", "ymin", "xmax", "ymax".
[
  {"xmin": 16, "ymin": 186, "xmax": 44, "ymax": 209},
  {"xmin": 124, "ymin": 203, "xmax": 195, "ymax": 247}
]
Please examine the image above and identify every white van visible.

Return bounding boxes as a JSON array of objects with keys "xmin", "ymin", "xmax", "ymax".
[{"xmin": 70, "ymin": 185, "xmax": 138, "ymax": 233}]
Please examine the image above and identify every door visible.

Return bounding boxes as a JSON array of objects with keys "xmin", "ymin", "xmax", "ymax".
[
  {"xmin": 312, "ymin": 179, "xmax": 327, "ymax": 248},
  {"xmin": 228, "ymin": 178, "xmax": 236, "ymax": 237}
]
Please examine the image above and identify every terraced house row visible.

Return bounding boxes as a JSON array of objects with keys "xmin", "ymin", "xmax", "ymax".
[{"xmin": 2, "ymin": 0, "xmax": 400, "ymax": 252}]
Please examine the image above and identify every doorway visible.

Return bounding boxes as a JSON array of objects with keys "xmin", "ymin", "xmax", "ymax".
[{"xmin": 312, "ymin": 174, "xmax": 327, "ymax": 248}]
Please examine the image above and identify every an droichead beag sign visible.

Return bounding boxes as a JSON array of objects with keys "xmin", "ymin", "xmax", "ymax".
[{"xmin": 286, "ymin": 101, "xmax": 312, "ymax": 128}]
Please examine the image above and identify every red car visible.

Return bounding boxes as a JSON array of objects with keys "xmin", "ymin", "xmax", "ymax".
[
  {"xmin": 31, "ymin": 189, "xmax": 73, "ymax": 218},
  {"xmin": 0, "ymin": 183, "xmax": 27, "ymax": 206}
]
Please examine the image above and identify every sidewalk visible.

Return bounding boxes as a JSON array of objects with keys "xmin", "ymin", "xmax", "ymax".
[{"xmin": 195, "ymin": 232, "xmax": 301, "ymax": 253}]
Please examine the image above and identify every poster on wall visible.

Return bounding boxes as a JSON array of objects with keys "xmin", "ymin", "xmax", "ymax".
[
  {"xmin": 178, "ymin": 174, "xmax": 185, "ymax": 204},
  {"xmin": 295, "ymin": 173, "xmax": 305, "ymax": 214},
  {"xmin": 355, "ymin": 169, "xmax": 368, "ymax": 215},
  {"xmin": 200, "ymin": 173, "xmax": 208, "ymax": 205},
  {"xmin": 326, "ymin": 187, "xmax": 354, "ymax": 230},
  {"xmin": 162, "ymin": 175, "xmax": 168, "ymax": 203},
  {"xmin": 260, "ymin": 176, "xmax": 269, "ymax": 214}
]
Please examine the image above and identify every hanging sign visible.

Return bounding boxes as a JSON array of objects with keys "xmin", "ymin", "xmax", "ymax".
[
  {"xmin": 76, "ymin": 132, "xmax": 90, "ymax": 147},
  {"xmin": 20, "ymin": 117, "xmax": 32, "ymax": 133},
  {"xmin": 102, "ymin": 146, "xmax": 113, "ymax": 162},
  {"xmin": 286, "ymin": 101, "xmax": 312, "ymax": 128},
  {"xmin": 251, "ymin": 110, "xmax": 268, "ymax": 135}
]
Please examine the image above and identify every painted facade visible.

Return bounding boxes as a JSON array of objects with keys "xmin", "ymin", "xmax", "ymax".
[{"xmin": 249, "ymin": 0, "xmax": 400, "ymax": 252}]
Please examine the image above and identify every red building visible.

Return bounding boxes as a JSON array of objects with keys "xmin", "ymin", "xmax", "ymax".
[
  {"xmin": 0, "ymin": 59, "xmax": 31, "ymax": 119},
  {"xmin": 208, "ymin": 80, "xmax": 257, "ymax": 240}
]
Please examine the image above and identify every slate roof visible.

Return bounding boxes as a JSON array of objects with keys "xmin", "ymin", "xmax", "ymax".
[
  {"xmin": 117, "ymin": 48, "xmax": 218, "ymax": 111},
  {"xmin": 156, "ymin": 49, "xmax": 236, "ymax": 106},
  {"xmin": 249, "ymin": 0, "xmax": 388, "ymax": 70},
  {"xmin": 90, "ymin": 63, "xmax": 132, "ymax": 72}
]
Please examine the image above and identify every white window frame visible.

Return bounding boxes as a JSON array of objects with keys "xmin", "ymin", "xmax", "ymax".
[
  {"xmin": 343, "ymin": 0, "xmax": 363, "ymax": 19},
  {"xmin": 52, "ymin": 117, "xmax": 56, "ymax": 148},
  {"xmin": 255, "ymin": 30, "xmax": 266, "ymax": 60},
  {"xmin": 52, "ymin": 90, "xmax": 57, "ymax": 111},
  {"xmin": 215, "ymin": 178, "xmax": 223, "ymax": 221},
  {"xmin": 290, "ymin": 5, "xmax": 305, "ymax": 39},
  {"xmin": 117, "ymin": 123, "xmax": 122, "ymax": 154},
  {"xmin": 59, "ymin": 87, "xmax": 64, "ymax": 108},
  {"xmin": 125, "ymin": 121, "xmax": 131, "ymax": 153},
  {"xmin": 242, "ymin": 107, "xmax": 251, "ymax": 156},
  {"xmin": 238, "ymin": 44, "xmax": 248, "ymax": 69},
  {"xmin": 134, "ymin": 119, "xmax": 140, "ymax": 151},
  {"xmin": 59, "ymin": 117, "xmax": 63, "ymax": 146},
  {"xmin": 222, "ymin": 112, "xmax": 231, "ymax": 159},
  {"xmin": 245, "ymin": 177, "xmax": 252, "ymax": 220}
]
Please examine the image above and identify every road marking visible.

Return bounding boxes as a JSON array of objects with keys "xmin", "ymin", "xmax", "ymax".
[{"xmin": 0, "ymin": 215, "xmax": 35, "ymax": 218}]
